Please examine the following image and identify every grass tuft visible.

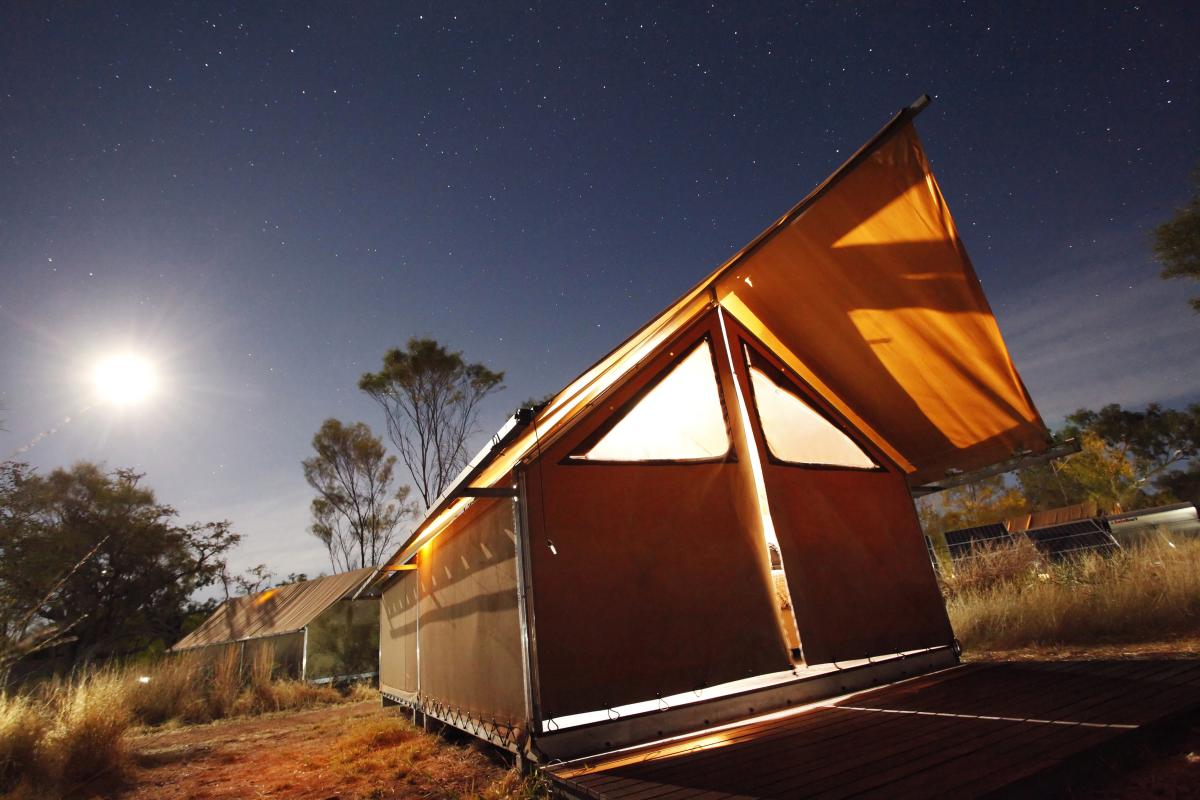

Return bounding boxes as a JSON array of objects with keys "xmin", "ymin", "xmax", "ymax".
[
  {"xmin": 0, "ymin": 693, "xmax": 49, "ymax": 793},
  {"xmin": 945, "ymin": 534, "xmax": 1200, "ymax": 650},
  {"xmin": 207, "ymin": 646, "xmax": 242, "ymax": 719},
  {"xmin": 45, "ymin": 671, "xmax": 131, "ymax": 789},
  {"xmin": 124, "ymin": 653, "xmax": 204, "ymax": 726}
]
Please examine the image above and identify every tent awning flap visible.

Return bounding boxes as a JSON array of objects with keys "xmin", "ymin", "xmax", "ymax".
[
  {"xmin": 713, "ymin": 124, "xmax": 1047, "ymax": 483},
  {"xmin": 383, "ymin": 102, "xmax": 1049, "ymax": 567}
]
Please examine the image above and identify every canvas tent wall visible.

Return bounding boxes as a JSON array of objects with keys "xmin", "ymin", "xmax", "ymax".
[
  {"xmin": 375, "ymin": 96, "xmax": 1050, "ymax": 760},
  {"xmin": 173, "ymin": 567, "xmax": 378, "ymax": 682}
]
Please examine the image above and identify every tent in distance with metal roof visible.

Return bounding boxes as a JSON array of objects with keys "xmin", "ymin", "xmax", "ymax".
[{"xmin": 172, "ymin": 566, "xmax": 377, "ymax": 683}]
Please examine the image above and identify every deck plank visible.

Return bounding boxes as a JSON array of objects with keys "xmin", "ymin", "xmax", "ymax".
[
  {"xmin": 621, "ymin": 711, "xmax": 951, "ymax": 792},
  {"xmin": 548, "ymin": 658, "xmax": 1200, "ymax": 800}
]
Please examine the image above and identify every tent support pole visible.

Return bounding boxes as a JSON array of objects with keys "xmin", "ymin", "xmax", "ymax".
[
  {"xmin": 414, "ymin": 555, "xmax": 422, "ymax": 701},
  {"xmin": 716, "ymin": 305, "xmax": 805, "ymax": 663},
  {"xmin": 301, "ymin": 627, "xmax": 308, "ymax": 682},
  {"xmin": 512, "ymin": 467, "xmax": 543, "ymax": 753}
]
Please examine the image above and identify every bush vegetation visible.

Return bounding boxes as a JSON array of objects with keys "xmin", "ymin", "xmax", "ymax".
[
  {"xmin": 0, "ymin": 644, "xmax": 361, "ymax": 797},
  {"xmin": 942, "ymin": 534, "xmax": 1200, "ymax": 651}
]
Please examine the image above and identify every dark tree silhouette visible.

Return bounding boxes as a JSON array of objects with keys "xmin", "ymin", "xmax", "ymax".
[
  {"xmin": 0, "ymin": 461, "xmax": 238, "ymax": 673},
  {"xmin": 1154, "ymin": 166, "xmax": 1200, "ymax": 312}
]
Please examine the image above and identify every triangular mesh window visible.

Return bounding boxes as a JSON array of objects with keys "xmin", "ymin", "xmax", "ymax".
[
  {"xmin": 747, "ymin": 350, "xmax": 877, "ymax": 469},
  {"xmin": 573, "ymin": 340, "xmax": 730, "ymax": 462}
]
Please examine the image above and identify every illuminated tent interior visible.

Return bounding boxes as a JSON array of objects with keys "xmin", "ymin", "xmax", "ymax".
[
  {"xmin": 373, "ymin": 96, "xmax": 1050, "ymax": 761},
  {"xmin": 172, "ymin": 567, "xmax": 379, "ymax": 684}
]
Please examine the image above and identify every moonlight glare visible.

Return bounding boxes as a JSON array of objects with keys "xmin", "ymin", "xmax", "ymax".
[{"xmin": 92, "ymin": 353, "xmax": 158, "ymax": 406}]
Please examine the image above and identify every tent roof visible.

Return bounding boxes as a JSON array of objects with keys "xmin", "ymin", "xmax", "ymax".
[
  {"xmin": 380, "ymin": 96, "xmax": 1049, "ymax": 571},
  {"xmin": 171, "ymin": 567, "xmax": 375, "ymax": 651}
]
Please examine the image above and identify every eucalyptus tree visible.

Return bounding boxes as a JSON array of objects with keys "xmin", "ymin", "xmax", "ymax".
[
  {"xmin": 359, "ymin": 339, "xmax": 504, "ymax": 508},
  {"xmin": 303, "ymin": 418, "xmax": 415, "ymax": 571}
]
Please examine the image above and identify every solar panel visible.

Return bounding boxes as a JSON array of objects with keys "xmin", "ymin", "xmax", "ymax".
[
  {"xmin": 1023, "ymin": 519, "xmax": 1121, "ymax": 561},
  {"xmin": 943, "ymin": 523, "xmax": 1012, "ymax": 560}
]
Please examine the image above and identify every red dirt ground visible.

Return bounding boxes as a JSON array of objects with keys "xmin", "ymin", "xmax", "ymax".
[{"xmin": 121, "ymin": 701, "xmax": 518, "ymax": 800}]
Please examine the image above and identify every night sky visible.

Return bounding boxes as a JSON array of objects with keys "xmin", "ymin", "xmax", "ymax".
[{"xmin": 2, "ymin": 2, "xmax": 1198, "ymax": 580}]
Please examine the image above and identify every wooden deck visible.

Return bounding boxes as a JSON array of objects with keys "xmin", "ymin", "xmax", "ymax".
[{"xmin": 547, "ymin": 659, "xmax": 1200, "ymax": 799}]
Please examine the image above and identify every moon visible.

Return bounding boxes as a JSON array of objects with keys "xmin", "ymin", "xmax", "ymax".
[{"xmin": 92, "ymin": 354, "xmax": 158, "ymax": 406}]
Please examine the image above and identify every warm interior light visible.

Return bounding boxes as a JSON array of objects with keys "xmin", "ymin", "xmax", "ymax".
[
  {"xmin": 574, "ymin": 341, "xmax": 729, "ymax": 462},
  {"xmin": 91, "ymin": 354, "xmax": 157, "ymax": 406},
  {"xmin": 749, "ymin": 365, "xmax": 877, "ymax": 469}
]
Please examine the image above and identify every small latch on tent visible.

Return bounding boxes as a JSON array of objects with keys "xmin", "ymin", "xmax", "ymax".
[{"xmin": 546, "ymin": 539, "xmax": 558, "ymax": 555}]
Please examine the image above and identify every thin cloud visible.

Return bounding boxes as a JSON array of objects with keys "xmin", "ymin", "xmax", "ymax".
[{"xmin": 995, "ymin": 259, "xmax": 1199, "ymax": 426}]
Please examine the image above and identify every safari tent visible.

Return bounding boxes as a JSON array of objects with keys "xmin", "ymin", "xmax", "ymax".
[
  {"xmin": 172, "ymin": 567, "xmax": 378, "ymax": 683},
  {"xmin": 372, "ymin": 96, "xmax": 1051, "ymax": 761}
]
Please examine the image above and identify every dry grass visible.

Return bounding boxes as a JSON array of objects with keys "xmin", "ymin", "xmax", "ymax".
[
  {"xmin": 233, "ymin": 678, "xmax": 342, "ymax": 716},
  {"xmin": 46, "ymin": 671, "xmax": 131, "ymax": 789},
  {"xmin": 0, "ymin": 693, "xmax": 49, "ymax": 792},
  {"xmin": 0, "ymin": 671, "xmax": 132, "ymax": 797},
  {"xmin": 944, "ymin": 534, "xmax": 1200, "ymax": 651},
  {"xmin": 124, "ymin": 654, "xmax": 206, "ymax": 726},
  {"xmin": 346, "ymin": 680, "xmax": 381, "ymax": 703},
  {"xmin": 206, "ymin": 646, "xmax": 241, "ymax": 720},
  {"xmin": 939, "ymin": 535, "xmax": 1042, "ymax": 596},
  {"xmin": 122, "ymin": 642, "xmax": 345, "ymax": 724},
  {"xmin": 0, "ymin": 646, "xmax": 364, "ymax": 796},
  {"xmin": 324, "ymin": 715, "xmax": 546, "ymax": 800}
]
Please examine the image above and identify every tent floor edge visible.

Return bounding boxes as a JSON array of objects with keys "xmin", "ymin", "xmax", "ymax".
[{"xmin": 534, "ymin": 645, "xmax": 957, "ymax": 763}]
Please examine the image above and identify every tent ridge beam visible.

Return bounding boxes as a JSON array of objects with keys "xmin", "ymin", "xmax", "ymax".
[{"xmin": 460, "ymin": 487, "xmax": 518, "ymax": 498}]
